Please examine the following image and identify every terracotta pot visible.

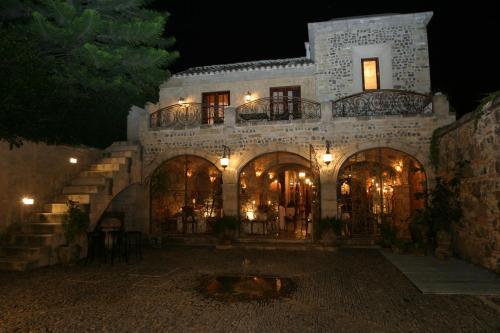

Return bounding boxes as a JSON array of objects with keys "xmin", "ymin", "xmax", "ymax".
[{"xmin": 57, "ymin": 244, "xmax": 80, "ymax": 265}]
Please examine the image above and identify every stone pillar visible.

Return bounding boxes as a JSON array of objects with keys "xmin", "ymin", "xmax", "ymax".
[
  {"xmin": 320, "ymin": 167, "xmax": 337, "ymax": 218},
  {"xmin": 321, "ymin": 102, "xmax": 332, "ymax": 122},
  {"xmin": 222, "ymin": 169, "xmax": 238, "ymax": 216},
  {"xmin": 433, "ymin": 93, "xmax": 450, "ymax": 120},
  {"xmin": 127, "ymin": 105, "xmax": 147, "ymax": 143},
  {"xmin": 224, "ymin": 107, "xmax": 236, "ymax": 127}
]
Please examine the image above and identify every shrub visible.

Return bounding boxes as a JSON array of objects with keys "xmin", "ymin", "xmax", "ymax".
[
  {"xmin": 214, "ymin": 216, "xmax": 238, "ymax": 234},
  {"xmin": 62, "ymin": 200, "xmax": 89, "ymax": 244},
  {"xmin": 318, "ymin": 217, "xmax": 344, "ymax": 237}
]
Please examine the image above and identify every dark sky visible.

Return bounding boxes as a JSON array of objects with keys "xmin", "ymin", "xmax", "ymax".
[{"xmin": 152, "ymin": 1, "xmax": 498, "ymax": 118}]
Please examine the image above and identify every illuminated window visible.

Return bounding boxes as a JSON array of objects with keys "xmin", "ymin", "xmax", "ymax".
[
  {"xmin": 361, "ymin": 58, "xmax": 380, "ymax": 90},
  {"xmin": 202, "ymin": 91, "xmax": 229, "ymax": 125}
]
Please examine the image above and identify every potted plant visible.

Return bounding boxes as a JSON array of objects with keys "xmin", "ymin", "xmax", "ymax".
[
  {"xmin": 58, "ymin": 200, "xmax": 90, "ymax": 265},
  {"xmin": 214, "ymin": 216, "xmax": 238, "ymax": 245},
  {"xmin": 379, "ymin": 221, "xmax": 397, "ymax": 248},
  {"xmin": 318, "ymin": 216, "xmax": 343, "ymax": 247}
]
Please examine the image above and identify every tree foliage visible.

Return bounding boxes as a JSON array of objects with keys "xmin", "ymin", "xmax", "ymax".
[{"xmin": 0, "ymin": 0, "xmax": 178, "ymax": 148}]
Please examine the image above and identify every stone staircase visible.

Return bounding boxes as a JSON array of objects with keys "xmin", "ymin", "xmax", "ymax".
[{"xmin": 0, "ymin": 142, "xmax": 141, "ymax": 271}]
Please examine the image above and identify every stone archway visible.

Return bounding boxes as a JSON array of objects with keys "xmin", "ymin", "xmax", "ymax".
[
  {"xmin": 149, "ymin": 155, "xmax": 222, "ymax": 235},
  {"xmin": 336, "ymin": 147, "xmax": 427, "ymax": 239},
  {"xmin": 237, "ymin": 151, "xmax": 318, "ymax": 240}
]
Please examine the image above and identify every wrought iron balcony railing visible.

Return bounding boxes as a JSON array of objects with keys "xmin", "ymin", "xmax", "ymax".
[
  {"xmin": 235, "ymin": 97, "xmax": 321, "ymax": 123},
  {"xmin": 150, "ymin": 103, "xmax": 227, "ymax": 129},
  {"xmin": 331, "ymin": 90, "xmax": 433, "ymax": 117}
]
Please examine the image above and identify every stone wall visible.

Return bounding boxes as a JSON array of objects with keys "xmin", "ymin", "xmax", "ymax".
[
  {"xmin": 308, "ymin": 12, "xmax": 432, "ymax": 101},
  {"xmin": 0, "ymin": 141, "xmax": 101, "ymax": 232},
  {"xmin": 157, "ymin": 68, "xmax": 315, "ymax": 110},
  {"xmin": 136, "ymin": 95, "xmax": 454, "ymax": 218},
  {"xmin": 437, "ymin": 104, "xmax": 500, "ymax": 272}
]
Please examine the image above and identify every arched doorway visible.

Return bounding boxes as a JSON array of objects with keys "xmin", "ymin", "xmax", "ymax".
[
  {"xmin": 150, "ymin": 155, "xmax": 222, "ymax": 235},
  {"xmin": 238, "ymin": 151, "xmax": 320, "ymax": 240},
  {"xmin": 337, "ymin": 148, "xmax": 427, "ymax": 239}
]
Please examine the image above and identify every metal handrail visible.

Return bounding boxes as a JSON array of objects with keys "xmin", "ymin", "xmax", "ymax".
[
  {"xmin": 331, "ymin": 89, "xmax": 433, "ymax": 117},
  {"xmin": 235, "ymin": 97, "xmax": 321, "ymax": 123}
]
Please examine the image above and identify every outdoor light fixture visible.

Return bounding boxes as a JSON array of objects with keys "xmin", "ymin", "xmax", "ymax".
[
  {"xmin": 220, "ymin": 145, "xmax": 230, "ymax": 169},
  {"xmin": 69, "ymin": 157, "xmax": 78, "ymax": 164},
  {"xmin": 244, "ymin": 91, "xmax": 252, "ymax": 102},
  {"xmin": 178, "ymin": 97, "xmax": 185, "ymax": 105},
  {"xmin": 299, "ymin": 171, "xmax": 306, "ymax": 179},
  {"xmin": 323, "ymin": 140, "xmax": 333, "ymax": 166},
  {"xmin": 22, "ymin": 197, "xmax": 34, "ymax": 205}
]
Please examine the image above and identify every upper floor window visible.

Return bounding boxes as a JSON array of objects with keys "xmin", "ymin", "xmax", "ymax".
[
  {"xmin": 361, "ymin": 58, "xmax": 380, "ymax": 91},
  {"xmin": 202, "ymin": 91, "xmax": 229, "ymax": 124},
  {"xmin": 270, "ymin": 86, "xmax": 301, "ymax": 120}
]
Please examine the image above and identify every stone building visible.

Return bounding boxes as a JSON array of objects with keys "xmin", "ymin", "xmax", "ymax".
[{"xmin": 123, "ymin": 11, "xmax": 455, "ymax": 242}]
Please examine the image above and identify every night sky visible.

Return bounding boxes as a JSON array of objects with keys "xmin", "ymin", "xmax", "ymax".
[{"xmin": 153, "ymin": 1, "xmax": 498, "ymax": 118}]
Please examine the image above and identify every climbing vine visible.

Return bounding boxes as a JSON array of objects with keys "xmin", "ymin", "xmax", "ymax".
[{"xmin": 473, "ymin": 90, "xmax": 500, "ymax": 131}]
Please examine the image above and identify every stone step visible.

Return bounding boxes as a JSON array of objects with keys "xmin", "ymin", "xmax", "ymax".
[
  {"xmin": 44, "ymin": 203, "xmax": 68, "ymax": 214},
  {"xmin": 89, "ymin": 163, "xmax": 121, "ymax": 172},
  {"xmin": 105, "ymin": 143, "xmax": 140, "ymax": 153},
  {"xmin": 14, "ymin": 234, "xmax": 62, "ymax": 247},
  {"xmin": 65, "ymin": 194, "xmax": 91, "ymax": 204},
  {"xmin": 23, "ymin": 223, "xmax": 63, "ymax": 234},
  {"xmin": 71, "ymin": 176, "xmax": 108, "ymax": 186},
  {"xmin": 37, "ymin": 213, "xmax": 66, "ymax": 224},
  {"xmin": 0, "ymin": 257, "xmax": 37, "ymax": 271},
  {"xmin": 107, "ymin": 150, "xmax": 135, "ymax": 158},
  {"xmin": 100, "ymin": 157, "xmax": 129, "ymax": 165},
  {"xmin": 62, "ymin": 185, "xmax": 103, "ymax": 195},
  {"xmin": 80, "ymin": 170, "xmax": 114, "ymax": 178},
  {"xmin": 2, "ymin": 246, "xmax": 51, "ymax": 261}
]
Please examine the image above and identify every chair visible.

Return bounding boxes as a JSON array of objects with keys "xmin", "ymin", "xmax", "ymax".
[{"xmin": 124, "ymin": 231, "xmax": 143, "ymax": 262}]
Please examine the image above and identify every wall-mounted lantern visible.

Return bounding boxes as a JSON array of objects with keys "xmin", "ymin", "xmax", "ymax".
[
  {"xmin": 220, "ymin": 145, "xmax": 230, "ymax": 170},
  {"xmin": 244, "ymin": 91, "xmax": 252, "ymax": 103},
  {"xmin": 69, "ymin": 157, "xmax": 78, "ymax": 164},
  {"xmin": 22, "ymin": 197, "xmax": 34, "ymax": 205},
  {"xmin": 323, "ymin": 140, "xmax": 333, "ymax": 166}
]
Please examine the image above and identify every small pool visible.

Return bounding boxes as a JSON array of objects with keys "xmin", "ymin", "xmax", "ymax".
[{"xmin": 199, "ymin": 275, "xmax": 295, "ymax": 302}]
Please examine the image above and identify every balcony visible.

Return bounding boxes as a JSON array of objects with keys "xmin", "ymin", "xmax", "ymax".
[
  {"xmin": 331, "ymin": 90, "xmax": 433, "ymax": 118},
  {"xmin": 235, "ymin": 97, "xmax": 321, "ymax": 123},
  {"xmin": 150, "ymin": 103, "xmax": 226, "ymax": 129}
]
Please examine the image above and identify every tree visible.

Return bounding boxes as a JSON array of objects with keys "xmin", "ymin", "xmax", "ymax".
[{"xmin": 0, "ymin": 0, "xmax": 178, "ymax": 148}]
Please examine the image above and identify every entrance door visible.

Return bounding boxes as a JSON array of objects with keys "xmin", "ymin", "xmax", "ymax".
[
  {"xmin": 202, "ymin": 91, "xmax": 229, "ymax": 124},
  {"xmin": 270, "ymin": 86, "xmax": 301, "ymax": 120},
  {"xmin": 238, "ymin": 152, "xmax": 314, "ymax": 240},
  {"xmin": 337, "ymin": 148, "xmax": 427, "ymax": 239}
]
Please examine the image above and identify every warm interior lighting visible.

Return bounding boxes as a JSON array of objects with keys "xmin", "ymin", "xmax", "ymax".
[
  {"xmin": 244, "ymin": 91, "xmax": 252, "ymax": 102},
  {"xmin": 255, "ymin": 168, "xmax": 263, "ymax": 177},
  {"xmin": 362, "ymin": 58, "xmax": 380, "ymax": 90},
  {"xmin": 323, "ymin": 140, "xmax": 333, "ymax": 166},
  {"xmin": 341, "ymin": 181, "xmax": 351, "ymax": 195},
  {"xmin": 22, "ymin": 197, "xmax": 34, "ymax": 205},
  {"xmin": 394, "ymin": 162, "xmax": 403, "ymax": 173},
  {"xmin": 178, "ymin": 97, "xmax": 185, "ymax": 105},
  {"xmin": 186, "ymin": 168, "xmax": 193, "ymax": 177},
  {"xmin": 209, "ymin": 174, "xmax": 217, "ymax": 183},
  {"xmin": 299, "ymin": 171, "xmax": 306, "ymax": 179},
  {"xmin": 69, "ymin": 157, "xmax": 78, "ymax": 164},
  {"xmin": 268, "ymin": 172, "xmax": 274, "ymax": 180},
  {"xmin": 246, "ymin": 211, "xmax": 255, "ymax": 220},
  {"xmin": 220, "ymin": 145, "xmax": 230, "ymax": 170}
]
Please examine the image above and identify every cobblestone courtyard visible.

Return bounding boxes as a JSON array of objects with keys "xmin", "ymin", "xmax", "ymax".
[{"xmin": 1, "ymin": 248, "xmax": 499, "ymax": 332}]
